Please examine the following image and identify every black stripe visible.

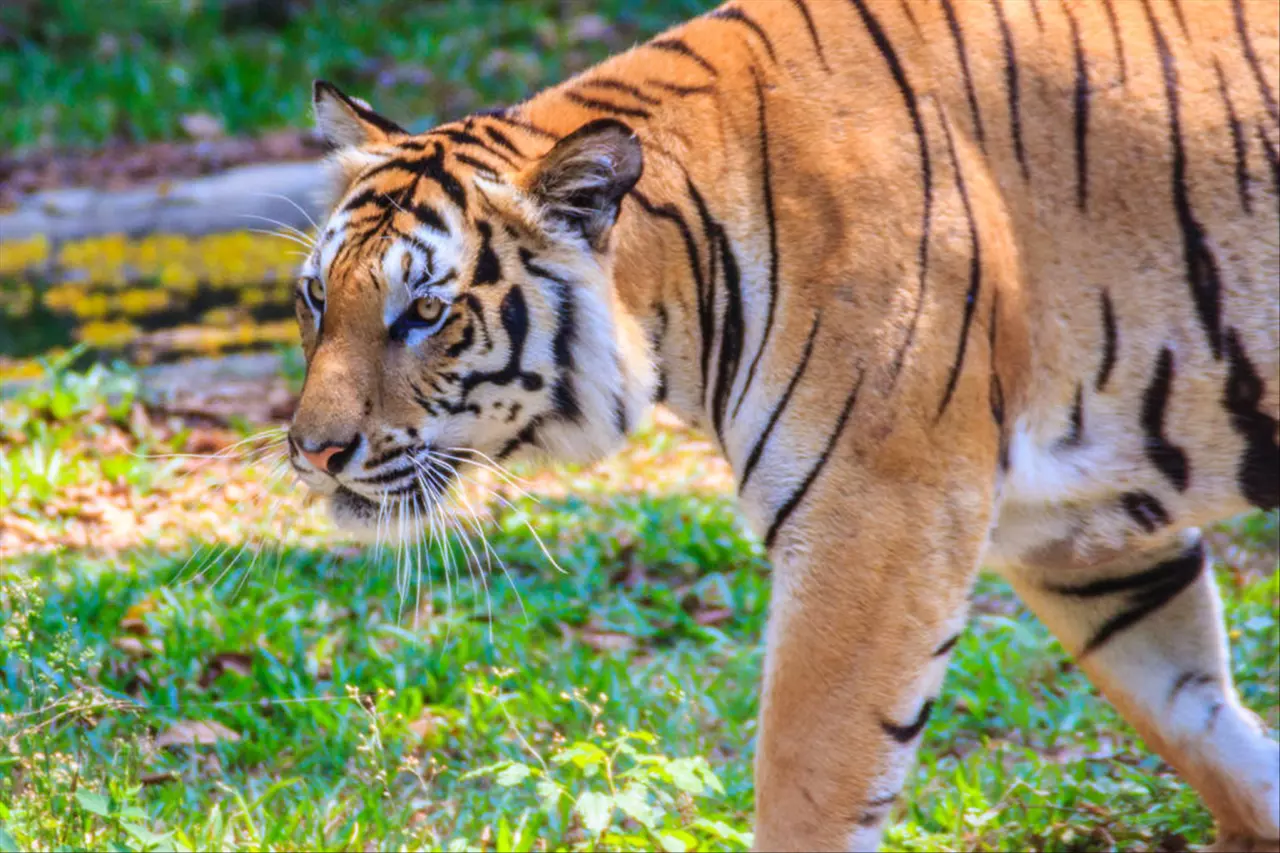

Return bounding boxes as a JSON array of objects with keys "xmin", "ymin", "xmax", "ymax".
[
  {"xmin": 988, "ymin": 292, "xmax": 1007, "ymax": 468},
  {"xmin": 933, "ymin": 633, "xmax": 962, "ymax": 657},
  {"xmin": 881, "ymin": 700, "xmax": 934, "ymax": 744},
  {"xmin": 940, "ymin": 0, "xmax": 987, "ymax": 150},
  {"xmin": 1049, "ymin": 541, "xmax": 1204, "ymax": 656},
  {"xmin": 708, "ymin": 6, "xmax": 779, "ymax": 63},
  {"xmin": 316, "ymin": 81, "xmax": 407, "ymax": 138},
  {"xmin": 453, "ymin": 151, "xmax": 501, "ymax": 178},
  {"xmin": 522, "ymin": 248, "xmax": 581, "ymax": 423},
  {"xmin": 789, "ymin": 0, "xmax": 831, "ymax": 72},
  {"xmin": 935, "ymin": 106, "xmax": 981, "ymax": 421},
  {"xmin": 1141, "ymin": 347, "xmax": 1190, "ymax": 492},
  {"xmin": 686, "ymin": 178, "xmax": 721, "ymax": 403},
  {"xmin": 648, "ymin": 36, "xmax": 719, "ymax": 77},
  {"xmin": 849, "ymin": 0, "xmax": 934, "ymax": 380},
  {"xmin": 432, "ymin": 128, "xmax": 520, "ymax": 169},
  {"xmin": 709, "ymin": 222, "xmax": 745, "ymax": 446},
  {"xmin": 459, "ymin": 286, "xmax": 543, "ymax": 398},
  {"xmin": 613, "ymin": 391, "xmax": 628, "ymax": 436},
  {"xmin": 991, "ymin": 0, "xmax": 1029, "ymax": 180},
  {"xmin": 482, "ymin": 125, "xmax": 526, "ymax": 159},
  {"xmin": 1029, "ymin": 0, "xmax": 1044, "ymax": 31},
  {"xmin": 898, "ymin": 0, "xmax": 922, "ymax": 35},
  {"xmin": 497, "ymin": 417, "xmax": 543, "ymax": 460},
  {"xmin": 1060, "ymin": 384, "xmax": 1084, "ymax": 447},
  {"xmin": 443, "ymin": 318, "xmax": 475, "ymax": 359},
  {"xmin": 764, "ymin": 369, "xmax": 865, "ymax": 549},
  {"xmin": 1169, "ymin": 671, "xmax": 1214, "ymax": 702},
  {"xmin": 1122, "ymin": 491, "xmax": 1171, "ymax": 533},
  {"xmin": 1142, "ymin": 0, "xmax": 1225, "ymax": 359},
  {"xmin": 732, "ymin": 70, "xmax": 780, "ymax": 420},
  {"xmin": 856, "ymin": 792, "xmax": 899, "ymax": 827},
  {"xmin": 486, "ymin": 112, "xmax": 557, "ymax": 140},
  {"xmin": 651, "ymin": 304, "xmax": 670, "ymax": 403},
  {"xmin": 1234, "ymin": 0, "xmax": 1279, "ymax": 127},
  {"xmin": 471, "ymin": 221, "xmax": 501, "ymax": 286},
  {"xmin": 1100, "ymin": 0, "xmax": 1128, "ymax": 85},
  {"xmin": 1064, "ymin": 2, "xmax": 1091, "ymax": 210},
  {"xmin": 1214, "ymin": 60, "xmax": 1252, "ymax": 215},
  {"xmin": 628, "ymin": 188, "xmax": 712, "ymax": 396},
  {"xmin": 739, "ymin": 313, "xmax": 822, "ymax": 492},
  {"xmin": 643, "ymin": 79, "xmax": 714, "ymax": 97},
  {"xmin": 360, "ymin": 147, "xmax": 469, "ymax": 212},
  {"xmin": 564, "ymin": 91, "xmax": 651, "ymax": 120},
  {"xmin": 1170, "ymin": 0, "xmax": 1190, "ymax": 39},
  {"xmin": 1223, "ymin": 328, "xmax": 1280, "ymax": 509},
  {"xmin": 1260, "ymin": 128, "xmax": 1280, "ymax": 202},
  {"xmin": 1097, "ymin": 289, "xmax": 1117, "ymax": 391},
  {"xmin": 579, "ymin": 77, "xmax": 662, "ymax": 106}
]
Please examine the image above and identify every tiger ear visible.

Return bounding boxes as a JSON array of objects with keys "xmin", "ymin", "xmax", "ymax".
[
  {"xmin": 312, "ymin": 80, "xmax": 406, "ymax": 149},
  {"xmin": 517, "ymin": 119, "xmax": 643, "ymax": 249}
]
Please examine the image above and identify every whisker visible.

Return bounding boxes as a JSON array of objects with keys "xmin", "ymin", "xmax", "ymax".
[
  {"xmin": 426, "ymin": 456, "xmax": 528, "ymax": 625},
  {"xmin": 249, "ymin": 192, "xmax": 320, "ymax": 231},
  {"xmin": 434, "ymin": 454, "xmax": 565, "ymax": 576},
  {"xmin": 245, "ymin": 227, "xmax": 315, "ymax": 252},
  {"xmin": 419, "ymin": 458, "xmax": 494, "ymax": 637},
  {"xmin": 240, "ymin": 213, "xmax": 317, "ymax": 248}
]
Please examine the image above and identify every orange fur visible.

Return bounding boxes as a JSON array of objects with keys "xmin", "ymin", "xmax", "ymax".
[{"xmin": 288, "ymin": 2, "xmax": 1279, "ymax": 848}]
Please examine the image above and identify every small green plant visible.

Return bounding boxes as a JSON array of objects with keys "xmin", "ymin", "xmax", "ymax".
[{"xmin": 462, "ymin": 686, "xmax": 750, "ymax": 852}]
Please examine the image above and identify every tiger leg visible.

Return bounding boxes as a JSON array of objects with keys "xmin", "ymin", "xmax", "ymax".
[
  {"xmin": 1000, "ymin": 532, "xmax": 1280, "ymax": 851},
  {"xmin": 750, "ymin": 473, "xmax": 988, "ymax": 852}
]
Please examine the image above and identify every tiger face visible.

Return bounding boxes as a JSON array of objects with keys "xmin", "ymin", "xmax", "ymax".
[{"xmin": 288, "ymin": 82, "xmax": 655, "ymax": 537}]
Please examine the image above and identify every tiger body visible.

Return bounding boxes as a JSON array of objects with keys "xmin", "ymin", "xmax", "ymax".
[{"xmin": 287, "ymin": 0, "xmax": 1280, "ymax": 849}]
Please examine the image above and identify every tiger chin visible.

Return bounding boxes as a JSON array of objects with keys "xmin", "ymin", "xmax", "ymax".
[{"xmin": 284, "ymin": 1, "xmax": 1279, "ymax": 850}]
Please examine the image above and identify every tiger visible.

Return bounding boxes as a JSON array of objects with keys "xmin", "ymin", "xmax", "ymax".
[{"xmin": 284, "ymin": 0, "xmax": 1280, "ymax": 849}]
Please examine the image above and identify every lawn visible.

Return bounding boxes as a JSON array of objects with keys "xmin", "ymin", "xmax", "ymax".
[
  {"xmin": 2, "ymin": 1, "xmax": 1278, "ymax": 850},
  {"xmin": 1, "ymin": 357, "xmax": 1277, "ymax": 852},
  {"xmin": 0, "ymin": 0, "xmax": 709, "ymax": 152}
]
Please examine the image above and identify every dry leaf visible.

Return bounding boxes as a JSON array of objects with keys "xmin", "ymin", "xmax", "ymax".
[
  {"xmin": 139, "ymin": 771, "xmax": 178, "ymax": 786},
  {"xmin": 111, "ymin": 636, "xmax": 150, "ymax": 658},
  {"xmin": 154, "ymin": 720, "xmax": 241, "ymax": 749},
  {"xmin": 179, "ymin": 111, "xmax": 225, "ymax": 140},
  {"xmin": 693, "ymin": 607, "xmax": 734, "ymax": 627},
  {"xmin": 120, "ymin": 597, "xmax": 159, "ymax": 635},
  {"xmin": 199, "ymin": 652, "xmax": 253, "ymax": 686},
  {"xmin": 580, "ymin": 631, "xmax": 636, "ymax": 652}
]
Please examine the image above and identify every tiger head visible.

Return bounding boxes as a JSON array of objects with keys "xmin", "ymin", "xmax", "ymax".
[{"xmin": 288, "ymin": 82, "xmax": 655, "ymax": 537}]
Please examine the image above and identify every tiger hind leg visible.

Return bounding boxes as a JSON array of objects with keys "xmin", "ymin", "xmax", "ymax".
[{"xmin": 999, "ymin": 531, "xmax": 1279, "ymax": 851}]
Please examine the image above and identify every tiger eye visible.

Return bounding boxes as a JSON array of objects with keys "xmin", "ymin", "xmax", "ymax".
[
  {"xmin": 306, "ymin": 277, "xmax": 325, "ymax": 305},
  {"xmin": 414, "ymin": 296, "xmax": 445, "ymax": 324}
]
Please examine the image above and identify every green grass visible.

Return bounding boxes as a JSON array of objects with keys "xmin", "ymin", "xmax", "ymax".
[
  {"xmin": 0, "ymin": 0, "xmax": 709, "ymax": 152},
  {"xmin": 1, "ymin": 361, "xmax": 1277, "ymax": 851}
]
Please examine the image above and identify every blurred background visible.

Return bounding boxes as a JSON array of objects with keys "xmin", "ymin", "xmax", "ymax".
[
  {"xmin": 0, "ymin": 2, "xmax": 1275, "ymax": 852},
  {"xmin": 0, "ymin": 0, "xmax": 703, "ymax": 374}
]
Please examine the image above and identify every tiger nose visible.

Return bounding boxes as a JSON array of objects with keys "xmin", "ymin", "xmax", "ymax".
[{"xmin": 293, "ymin": 434, "xmax": 360, "ymax": 475}]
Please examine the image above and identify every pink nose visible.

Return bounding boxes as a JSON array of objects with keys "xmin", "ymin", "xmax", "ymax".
[{"xmin": 300, "ymin": 445, "xmax": 343, "ymax": 472}]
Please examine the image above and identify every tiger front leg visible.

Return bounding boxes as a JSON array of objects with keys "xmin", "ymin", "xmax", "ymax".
[{"xmin": 746, "ymin": 463, "xmax": 993, "ymax": 852}]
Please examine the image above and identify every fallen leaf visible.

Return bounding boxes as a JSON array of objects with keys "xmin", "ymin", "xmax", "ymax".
[
  {"xmin": 693, "ymin": 607, "xmax": 733, "ymax": 627},
  {"xmin": 112, "ymin": 636, "xmax": 150, "ymax": 658},
  {"xmin": 154, "ymin": 720, "xmax": 241, "ymax": 749},
  {"xmin": 180, "ymin": 112, "xmax": 225, "ymax": 140},
  {"xmin": 581, "ymin": 631, "xmax": 636, "ymax": 652},
  {"xmin": 139, "ymin": 771, "xmax": 179, "ymax": 786},
  {"xmin": 199, "ymin": 651, "xmax": 253, "ymax": 686},
  {"xmin": 120, "ymin": 597, "xmax": 159, "ymax": 635}
]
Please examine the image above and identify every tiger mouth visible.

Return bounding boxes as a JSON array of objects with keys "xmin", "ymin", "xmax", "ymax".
[{"xmin": 329, "ymin": 468, "xmax": 456, "ymax": 517}]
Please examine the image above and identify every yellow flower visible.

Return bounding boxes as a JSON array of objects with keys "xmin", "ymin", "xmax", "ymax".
[
  {"xmin": 0, "ymin": 235, "xmax": 50, "ymax": 275},
  {"xmin": 76, "ymin": 320, "xmax": 137, "ymax": 348}
]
